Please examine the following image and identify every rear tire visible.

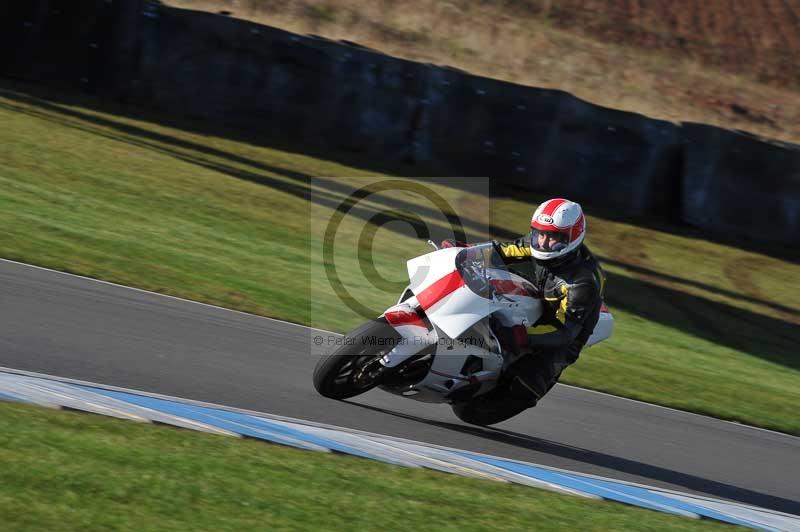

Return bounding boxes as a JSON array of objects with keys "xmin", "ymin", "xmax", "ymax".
[
  {"xmin": 313, "ymin": 318, "xmax": 401, "ymax": 399},
  {"xmin": 451, "ymin": 396, "xmax": 531, "ymax": 426}
]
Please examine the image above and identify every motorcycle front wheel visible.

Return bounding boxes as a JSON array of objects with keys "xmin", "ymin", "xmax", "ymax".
[{"xmin": 313, "ymin": 318, "xmax": 401, "ymax": 399}]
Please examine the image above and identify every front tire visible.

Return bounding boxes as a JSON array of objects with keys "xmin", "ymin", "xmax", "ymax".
[{"xmin": 313, "ymin": 318, "xmax": 401, "ymax": 399}]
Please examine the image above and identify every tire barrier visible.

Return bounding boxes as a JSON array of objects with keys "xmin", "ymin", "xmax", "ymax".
[
  {"xmin": 681, "ymin": 124, "xmax": 800, "ymax": 246},
  {"xmin": 1, "ymin": 0, "xmax": 797, "ymax": 245},
  {"xmin": 0, "ymin": 0, "xmax": 118, "ymax": 92}
]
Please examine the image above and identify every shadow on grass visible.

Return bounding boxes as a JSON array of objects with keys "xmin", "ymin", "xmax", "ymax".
[
  {"xmin": 3, "ymin": 76, "xmax": 797, "ymax": 263},
  {"xmin": 343, "ymin": 401, "xmax": 800, "ymax": 515},
  {"xmin": 0, "ymin": 87, "xmax": 489, "ymax": 243},
  {"xmin": 600, "ymin": 257, "xmax": 799, "ymax": 319},
  {"xmin": 604, "ymin": 271, "xmax": 799, "ymax": 370},
  {"xmin": 2, "ymin": 79, "xmax": 798, "ymax": 370}
]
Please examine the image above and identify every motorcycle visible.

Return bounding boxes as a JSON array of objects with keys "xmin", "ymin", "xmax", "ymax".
[{"xmin": 313, "ymin": 242, "xmax": 613, "ymax": 425}]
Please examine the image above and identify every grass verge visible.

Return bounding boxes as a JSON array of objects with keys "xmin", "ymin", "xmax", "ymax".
[
  {"xmin": 0, "ymin": 401, "xmax": 737, "ymax": 531},
  {"xmin": 1, "ymin": 81, "xmax": 799, "ymax": 434}
]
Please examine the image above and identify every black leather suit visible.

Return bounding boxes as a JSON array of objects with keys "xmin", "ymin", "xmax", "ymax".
[{"xmin": 493, "ymin": 235, "xmax": 606, "ymax": 404}]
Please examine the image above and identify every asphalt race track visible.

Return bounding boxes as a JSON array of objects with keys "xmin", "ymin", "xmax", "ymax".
[{"xmin": 2, "ymin": 259, "xmax": 798, "ymax": 515}]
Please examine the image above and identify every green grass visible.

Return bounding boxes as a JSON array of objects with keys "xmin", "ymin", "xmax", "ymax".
[
  {"xmin": 1, "ymin": 80, "xmax": 799, "ymax": 435},
  {"xmin": 0, "ymin": 401, "xmax": 737, "ymax": 531}
]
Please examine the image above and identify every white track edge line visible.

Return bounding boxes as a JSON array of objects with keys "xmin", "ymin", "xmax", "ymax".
[
  {"xmin": 0, "ymin": 368, "xmax": 595, "ymax": 498},
  {"xmin": 450, "ymin": 451, "xmax": 800, "ymax": 520},
  {"xmin": 2, "ymin": 257, "xmax": 797, "ymax": 440}
]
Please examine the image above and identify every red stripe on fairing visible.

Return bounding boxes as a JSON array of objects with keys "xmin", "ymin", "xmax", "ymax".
[
  {"xmin": 385, "ymin": 309, "xmax": 427, "ymax": 329},
  {"xmin": 600, "ymin": 302, "xmax": 611, "ymax": 313},
  {"xmin": 490, "ymin": 279, "xmax": 538, "ymax": 297},
  {"xmin": 416, "ymin": 270, "xmax": 465, "ymax": 310}
]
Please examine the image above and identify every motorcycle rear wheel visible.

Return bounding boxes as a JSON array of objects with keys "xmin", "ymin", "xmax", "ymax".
[{"xmin": 313, "ymin": 318, "xmax": 401, "ymax": 399}]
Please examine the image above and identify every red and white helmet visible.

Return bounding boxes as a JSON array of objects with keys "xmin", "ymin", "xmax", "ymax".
[{"xmin": 529, "ymin": 198, "xmax": 586, "ymax": 261}]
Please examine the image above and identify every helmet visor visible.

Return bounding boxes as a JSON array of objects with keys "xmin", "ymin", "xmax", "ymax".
[{"xmin": 531, "ymin": 229, "xmax": 570, "ymax": 252}]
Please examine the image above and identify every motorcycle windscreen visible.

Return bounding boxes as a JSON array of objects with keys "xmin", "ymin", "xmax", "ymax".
[
  {"xmin": 406, "ymin": 248, "xmax": 460, "ymax": 294},
  {"xmin": 407, "ymin": 249, "xmax": 500, "ymax": 339}
]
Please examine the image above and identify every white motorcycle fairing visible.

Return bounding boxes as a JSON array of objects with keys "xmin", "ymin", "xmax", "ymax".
[
  {"xmin": 376, "ymin": 243, "xmax": 614, "ymax": 404},
  {"xmin": 378, "ymin": 246, "xmax": 544, "ymax": 402},
  {"xmin": 314, "ymin": 240, "xmax": 615, "ymax": 421},
  {"xmin": 405, "ymin": 248, "xmax": 538, "ymax": 339}
]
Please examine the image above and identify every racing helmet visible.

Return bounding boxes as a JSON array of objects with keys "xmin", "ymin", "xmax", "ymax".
[{"xmin": 529, "ymin": 198, "xmax": 586, "ymax": 261}]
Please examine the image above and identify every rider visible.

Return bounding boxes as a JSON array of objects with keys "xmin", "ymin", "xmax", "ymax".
[{"xmin": 444, "ymin": 198, "xmax": 606, "ymax": 406}]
